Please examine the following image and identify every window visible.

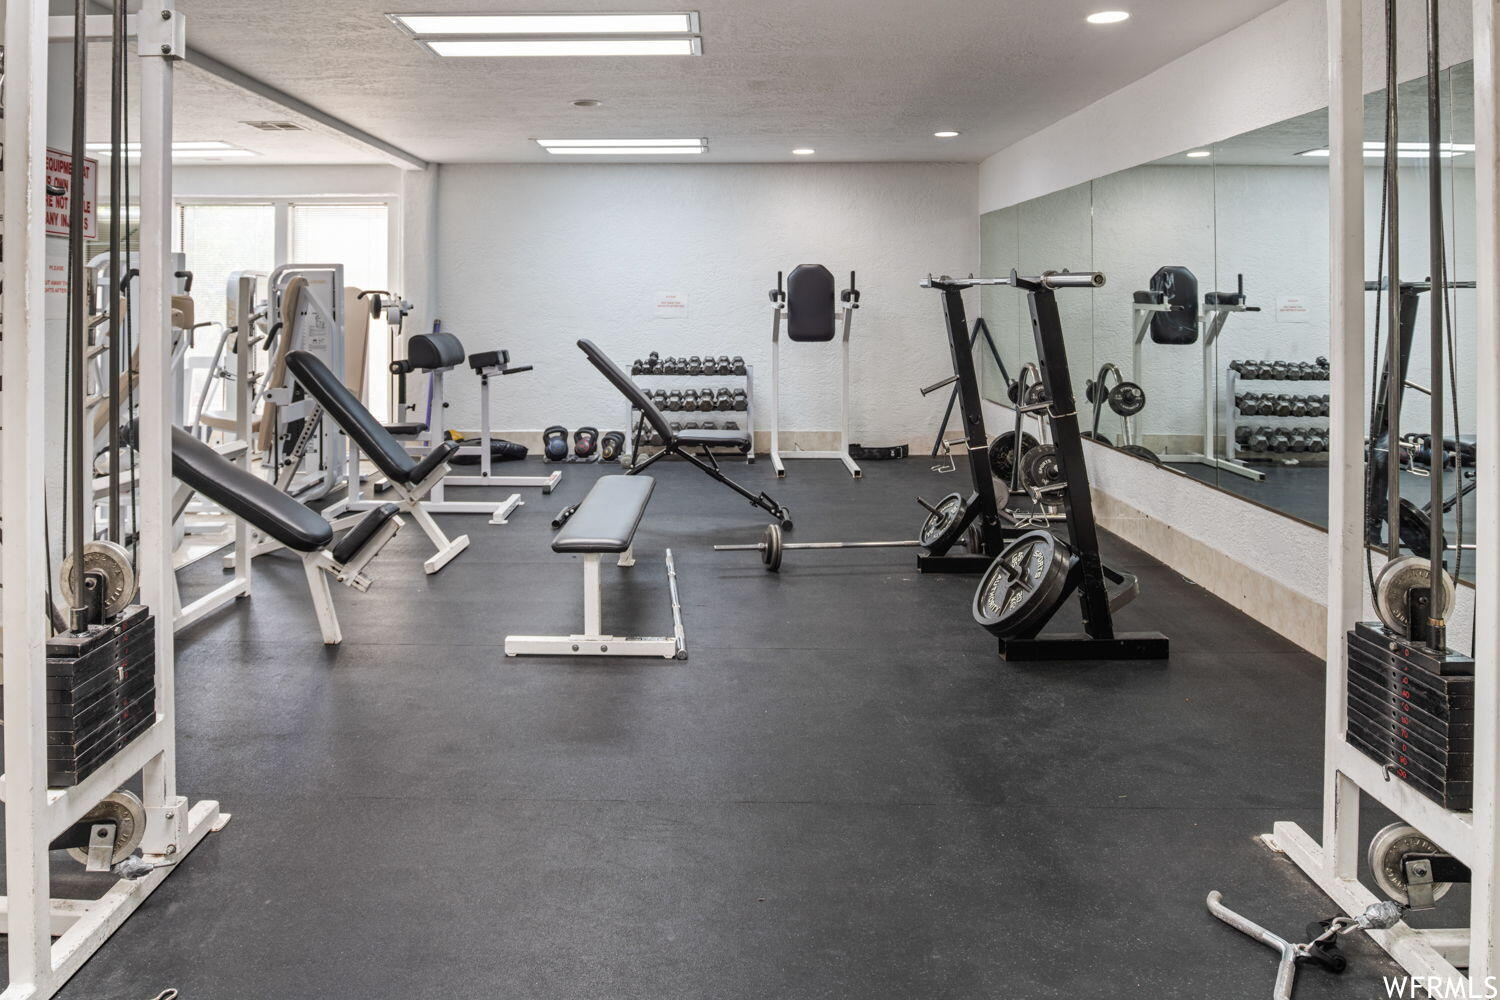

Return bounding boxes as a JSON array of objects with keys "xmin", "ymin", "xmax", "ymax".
[{"xmin": 291, "ymin": 203, "xmax": 392, "ymax": 418}]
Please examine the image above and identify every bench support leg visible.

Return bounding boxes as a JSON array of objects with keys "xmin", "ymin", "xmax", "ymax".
[
  {"xmin": 504, "ymin": 549, "xmax": 686, "ymax": 660},
  {"xmin": 302, "ymin": 555, "xmax": 342, "ymax": 645},
  {"xmin": 404, "ymin": 495, "xmax": 469, "ymax": 575}
]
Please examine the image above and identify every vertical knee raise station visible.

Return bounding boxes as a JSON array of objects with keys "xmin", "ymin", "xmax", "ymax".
[
  {"xmin": 507, "ymin": 476, "xmax": 686, "ymax": 660},
  {"xmin": 768, "ymin": 265, "xmax": 862, "ymax": 479}
]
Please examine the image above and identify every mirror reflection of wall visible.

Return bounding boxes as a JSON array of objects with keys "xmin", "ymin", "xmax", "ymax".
[{"xmin": 977, "ymin": 59, "xmax": 1477, "ymax": 586}]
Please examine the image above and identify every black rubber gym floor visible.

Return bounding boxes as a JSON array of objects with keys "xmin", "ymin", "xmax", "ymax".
[{"xmin": 20, "ymin": 455, "xmax": 1430, "ymax": 998}]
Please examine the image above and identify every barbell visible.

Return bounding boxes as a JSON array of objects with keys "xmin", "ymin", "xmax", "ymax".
[{"xmin": 715, "ymin": 494, "xmax": 978, "ymax": 572}]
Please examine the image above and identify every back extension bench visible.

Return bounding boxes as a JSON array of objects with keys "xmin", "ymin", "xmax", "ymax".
[
  {"xmin": 285, "ymin": 349, "xmax": 478, "ymax": 574},
  {"xmin": 171, "ymin": 427, "xmax": 403, "ymax": 645},
  {"xmin": 555, "ymin": 339, "xmax": 792, "ymax": 531},
  {"xmin": 506, "ymin": 475, "xmax": 687, "ymax": 660}
]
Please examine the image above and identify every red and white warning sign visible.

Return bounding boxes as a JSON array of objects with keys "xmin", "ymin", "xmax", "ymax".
[{"xmin": 44, "ymin": 147, "xmax": 98, "ymax": 239}]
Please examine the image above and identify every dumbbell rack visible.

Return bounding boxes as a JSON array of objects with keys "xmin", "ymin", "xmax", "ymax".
[
  {"xmin": 623, "ymin": 366, "xmax": 757, "ymax": 467},
  {"xmin": 1224, "ymin": 365, "xmax": 1331, "ymax": 467}
]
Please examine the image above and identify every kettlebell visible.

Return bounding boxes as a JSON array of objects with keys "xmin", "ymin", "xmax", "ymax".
[{"xmin": 543, "ymin": 426, "xmax": 570, "ymax": 462}]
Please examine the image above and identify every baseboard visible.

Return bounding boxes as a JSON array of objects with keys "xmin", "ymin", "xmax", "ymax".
[{"xmin": 1091, "ymin": 489, "xmax": 1326, "ymax": 655}]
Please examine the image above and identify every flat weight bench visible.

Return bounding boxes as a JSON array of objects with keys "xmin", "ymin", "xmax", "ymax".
[
  {"xmin": 554, "ymin": 339, "xmax": 792, "ymax": 531},
  {"xmin": 506, "ymin": 475, "xmax": 687, "ymax": 660},
  {"xmin": 285, "ymin": 349, "xmax": 476, "ymax": 574},
  {"xmin": 171, "ymin": 427, "xmax": 404, "ymax": 645}
]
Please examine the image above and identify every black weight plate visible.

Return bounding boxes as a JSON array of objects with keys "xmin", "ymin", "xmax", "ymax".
[
  {"xmin": 763, "ymin": 524, "xmax": 784, "ymax": 571},
  {"xmin": 973, "ymin": 530, "xmax": 1075, "ymax": 640},
  {"xmin": 1024, "ymin": 383, "xmax": 1049, "ymax": 407},
  {"xmin": 1080, "ymin": 431, "xmax": 1112, "ymax": 446},
  {"xmin": 1118, "ymin": 444, "xmax": 1161, "ymax": 465},
  {"xmin": 1020, "ymin": 444, "xmax": 1065, "ymax": 491},
  {"xmin": 1397, "ymin": 498, "xmax": 1448, "ymax": 561},
  {"xmin": 919, "ymin": 492, "xmax": 969, "ymax": 551},
  {"xmin": 1108, "ymin": 381, "xmax": 1147, "ymax": 417},
  {"xmin": 989, "ymin": 431, "xmax": 1039, "ymax": 484}
]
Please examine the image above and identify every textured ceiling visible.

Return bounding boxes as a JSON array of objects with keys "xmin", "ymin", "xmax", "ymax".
[{"xmin": 164, "ymin": 0, "xmax": 1290, "ymax": 165}]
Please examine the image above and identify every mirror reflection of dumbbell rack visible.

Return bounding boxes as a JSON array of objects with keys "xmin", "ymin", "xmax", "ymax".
[
  {"xmin": 624, "ymin": 358, "xmax": 755, "ymax": 467},
  {"xmin": 1225, "ymin": 359, "xmax": 1332, "ymax": 466}
]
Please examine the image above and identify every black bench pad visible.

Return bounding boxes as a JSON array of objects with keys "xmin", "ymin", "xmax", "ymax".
[
  {"xmin": 286, "ymin": 350, "xmax": 422, "ymax": 486},
  {"xmin": 553, "ymin": 476, "xmax": 655, "ymax": 553},
  {"xmin": 171, "ymin": 427, "xmax": 333, "ymax": 553},
  {"xmin": 331, "ymin": 503, "xmax": 401, "ymax": 565},
  {"xmin": 678, "ymin": 427, "xmax": 751, "ymax": 448},
  {"xmin": 407, "ymin": 332, "xmax": 465, "ymax": 371}
]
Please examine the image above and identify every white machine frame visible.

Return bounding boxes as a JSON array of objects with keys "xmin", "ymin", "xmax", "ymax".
[
  {"xmin": 1251, "ymin": 1, "xmax": 1500, "ymax": 993},
  {"xmin": 504, "ymin": 548, "xmax": 687, "ymax": 660},
  {"xmin": 409, "ymin": 348, "xmax": 559, "ymax": 512},
  {"xmin": 266, "ymin": 263, "xmax": 346, "ymax": 502},
  {"xmin": 1130, "ymin": 291, "xmax": 1264, "ymax": 482},
  {"xmin": 768, "ymin": 272, "xmax": 861, "ymax": 479},
  {"xmin": 0, "ymin": 6, "xmax": 226, "ymax": 999}
]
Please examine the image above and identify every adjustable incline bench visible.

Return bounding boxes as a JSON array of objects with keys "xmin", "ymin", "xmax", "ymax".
[
  {"xmin": 171, "ymin": 427, "xmax": 403, "ymax": 645},
  {"xmin": 554, "ymin": 339, "xmax": 793, "ymax": 530},
  {"xmin": 285, "ymin": 349, "xmax": 472, "ymax": 574},
  {"xmin": 506, "ymin": 475, "xmax": 686, "ymax": 660}
]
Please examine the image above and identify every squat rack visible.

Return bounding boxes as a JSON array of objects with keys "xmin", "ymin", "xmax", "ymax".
[{"xmin": 1, "ymin": 4, "xmax": 224, "ymax": 998}]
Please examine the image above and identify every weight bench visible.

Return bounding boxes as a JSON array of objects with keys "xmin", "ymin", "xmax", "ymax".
[
  {"xmin": 285, "ymin": 349, "xmax": 474, "ymax": 574},
  {"xmin": 506, "ymin": 475, "xmax": 686, "ymax": 660},
  {"xmin": 170, "ymin": 427, "xmax": 403, "ymax": 645},
  {"xmin": 554, "ymin": 339, "xmax": 792, "ymax": 530}
]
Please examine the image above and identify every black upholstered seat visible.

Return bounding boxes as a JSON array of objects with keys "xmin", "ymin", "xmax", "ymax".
[
  {"xmin": 552, "ymin": 476, "xmax": 655, "ymax": 553},
  {"xmin": 406, "ymin": 332, "xmax": 465, "ymax": 371},
  {"xmin": 171, "ymin": 427, "xmax": 333, "ymax": 553},
  {"xmin": 678, "ymin": 427, "xmax": 751, "ymax": 448},
  {"xmin": 286, "ymin": 349, "xmax": 459, "ymax": 485}
]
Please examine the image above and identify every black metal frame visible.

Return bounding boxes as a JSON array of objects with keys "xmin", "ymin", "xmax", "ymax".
[
  {"xmin": 923, "ymin": 273, "xmax": 1168, "ymax": 661},
  {"xmin": 929, "ymin": 317, "xmax": 1011, "ymax": 458}
]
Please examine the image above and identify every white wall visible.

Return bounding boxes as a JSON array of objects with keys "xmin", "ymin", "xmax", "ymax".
[{"xmin": 432, "ymin": 162, "xmax": 979, "ymax": 443}]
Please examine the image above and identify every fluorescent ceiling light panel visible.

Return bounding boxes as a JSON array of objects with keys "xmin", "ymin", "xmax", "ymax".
[
  {"xmin": 427, "ymin": 37, "xmax": 696, "ymax": 56},
  {"xmin": 87, "ymin": 140, "xmax": 237, "ymax": 152},
  {"xmin": 1086, "ymin": 10, "xmax": 1130, "ymax": 24},
  {"xmin": 535, "ymin": 138, "xmax": 706, "ymax": 155},
  {"xmin": 392, "ymin": 13, "xmax": 696, "ymax": 35},
  {"xmin": 1298, "ymin": 141, "xmax": 1473, "ymax": 158}
]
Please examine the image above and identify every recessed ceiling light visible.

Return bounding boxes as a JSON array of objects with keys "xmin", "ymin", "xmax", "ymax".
[
  {"xmin": 389, "ymin": 12, "xmax": 703, "ymax": 57},
  {"xmin": 1086, "ymin": 10, "xmax": 1130, "ymax": 24},
  {"xmin": 572, "ymin": 99, "xmax": 603, "ymax": 108},
  {"xmin": 1185, "ymin": 150, "xmax": 1211, "ymax": 158},
  {"xmin": 933, "ymin": 130, "xmax": 960, "ymax": 138},
  {"xmin": 791, "ymin": 148, "xmax": 815, "ymax": 156},
  {"xmin": 390, "ymin": 13, "xmax": 697, "ymax": 35},
  {"xmin": 428, "ymin": 38, "xmax": 696, "ymax": 56},
  {"xmin": 535, "ymin": 138, "xmax": 707, "ymax": 155}
]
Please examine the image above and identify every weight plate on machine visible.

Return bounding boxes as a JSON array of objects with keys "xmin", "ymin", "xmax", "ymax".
[
  {"xmin": 762, "ymin": 523, "xmax": 785, "ymax": 571},
  {"xmin": 1373, "ymin": 554, "xmax": 1456, "ymax": 639},
  {"xmin": 963, "ymin": 523, "xmax": 983, "ymax": 554},
  {"xmin": 1107, "ymin": 381, "xmax": 1147, "ymax": 417},
  {"xmin": 59, "ymin": 540, "xmax": 137, "ymax": 618},
  {"xmin": 1367, "ymin": 822, "xmax": 1454, "ymax": 905},
  {"xmin": 1397, "ymin": 498, "xmax": 1449, "ymax": 561},
  {"xmin": 920, "ymin": 492, "xmax": 970, "ymax": 551},
  {"xmin": 1024, "ymin": 383, "xmax": 1049, "ymax": 407},
  {"xmin": 1118, "ymin": 443, "xmax": 1161, "ymax": 465},
  {"xmin": 973, "ymin": 530, "xmax": 1076, "ymax": 640},
  {"xmin": 1080, "ymin": 430, "xmax": 1112, "ymax": 446},
  {"xmin": 1020, "ymin": 444, "xmax": 1065, "ymax": 491},
  {"xmin": 989, "ymin": 431, "xmax": 1038, "ymax": 484},
  {"xmin": 66, "ymin": 790, "xmax": 146, "ymax": 867}
]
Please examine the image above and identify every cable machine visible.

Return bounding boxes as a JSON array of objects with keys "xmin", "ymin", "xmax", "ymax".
[{"xmin": 1, "ymin": 4, "xmax": 225, "ymax": 998}]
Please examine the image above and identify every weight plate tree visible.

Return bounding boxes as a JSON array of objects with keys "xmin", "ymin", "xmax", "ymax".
[{"xmin": 924, "ymin": 272, "xmax": 1169, "ymax": 661}]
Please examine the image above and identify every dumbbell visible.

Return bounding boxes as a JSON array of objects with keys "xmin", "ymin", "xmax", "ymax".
[
  {"xmin": 702, "ymin": 420, "xmax": 718, "ymax": 430},
  {"xmin": 1235, "ymin": 426, "xmax": 1254, "ymax": 446},
  {"xmin": 1235, "ymin": 392, "xmax": 1255, "ymax": 414},
  {"xmin": 687, "ymin": 355, "xmax": 703, "ymax": 375},
  {"xmin": 732, "ymin": 356, "xmax": 747, "ymax": 375},
  {"xmin": 1290, "ymin": 395, "xmax": 1309, "ymax": 417},
  {"xmin": 724, "ymin": 420, "xmax": 740, "ymax": 431},
  {"xmin": 1268, "ymin": 428, "xmax": 1291, "ymax": 452},
  {"xmin": 1268, "ymin": 360, "xmax": 1290, "ymax": 380},
  {"xmin": 697, "ymin": 389, "xmax": 716, "ymax": 412},
  {"xmin": 716, "ymin": 356, "xmax": 732, "ymax": 376},
  {"xmin": 1248, "ymin": 426, "xmax": 1271, "ymax": 451},
  {"xmin": 646, "ymin": 351, "xmax": 661, "ymax": 373},
  {"xmin": 666, "ymin": 389, "xmax": 683, "ymax": 411},
  {"xmin": 1288, "ymin": 428, "xmax": 1309, "ymax": 452},
  {"xmin": 631, "ymin": 358, "xmax": 645, "ymax": 375},
  {"xmin": 1232, "ymin": 360, "xmax": 1263, "ymax": 380},
  {"xmin": 669, "ymin": 421, "xmax": 683, "ymax": 435},
  {"xmin": 1319, "ymin": 394, "xmax": 1331, "ymax": 416},
  {"xmin": 716, "ymin": 388, "xmax": 734, "ymax": 411},
  {"xmin": 684, "ymin": 420, "xmax": 701, "ymax": 430},
  {"xmin": 1311, "ymin": 429, "xmax": 1330, "ymax": 451},
  {"xmin": 700, "ymin": 356, "xmax": 718, "ymax": 375},
  {"xmin": 1271, "ymin": 393, "xmax": 1292, "ymax": 416},
  {"xmin": 732, "ymin": 388, "xmax": 748, "ymax": 411}
]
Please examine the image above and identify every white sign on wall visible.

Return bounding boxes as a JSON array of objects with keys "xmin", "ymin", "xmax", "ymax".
[
  {"xmin": 44, "ymin": 147, "xmax": 98, "ymax": 239},
  {"xmin": 654, "ymin": 292, "xmax": 688, "ymax": 319},
  {"xmin": 1275, "ymin": 296, "xmax": 1310, "ymax": 324}
]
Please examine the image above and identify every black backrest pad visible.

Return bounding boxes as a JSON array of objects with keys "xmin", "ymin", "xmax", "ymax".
[
  {"xmin": 286, "ymin": 350, "xmax": 420, "ymax": 484},
  {"xmin": 1148, "ymin": 266, "xmax": 1199, "ymax": 345},
  {"xmin": 785, "ymin": 264, "xmax": 837, "ymax": 343},
  {"xmin": 171, "ymin": 427, "xmax": 333, "ymax": 553},
  {"xmin": 407, "ymin": 331, "xmax": 465, "ymax": 371},
  {"xmin": 576, "ymin": 339, "xmax": 674, "ymax": 443}
]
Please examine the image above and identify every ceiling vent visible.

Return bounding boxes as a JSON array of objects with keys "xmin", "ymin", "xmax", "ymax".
[{"xmin": 241, "ymin": 121, "xmax": 305, "ymax": 132}]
